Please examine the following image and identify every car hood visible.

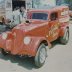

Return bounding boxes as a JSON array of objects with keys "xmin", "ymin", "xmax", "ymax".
[{"xmin": 13, "ymin": 19, "xmax": 48, "ymax": 32}]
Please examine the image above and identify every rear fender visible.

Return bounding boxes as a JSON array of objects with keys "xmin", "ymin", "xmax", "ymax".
[{"xmin": 59, "ymin": 23, "xmax": 69, "ymax": 37}]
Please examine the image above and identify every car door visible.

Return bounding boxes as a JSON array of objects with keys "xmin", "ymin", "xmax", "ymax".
[{"xmin": 48, "ymin": 12, "xmax": 60, "ymax": 42}]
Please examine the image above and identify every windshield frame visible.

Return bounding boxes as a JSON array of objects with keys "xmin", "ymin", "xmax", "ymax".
[{"xmin": 31, "ymin": 12, "xmax": 48, "ymax": 20}]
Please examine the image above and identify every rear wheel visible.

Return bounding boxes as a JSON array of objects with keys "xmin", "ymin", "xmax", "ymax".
[
  {"xmin": 60, "ymin": 28, "xmax": 69, "ymax": 45},
  {"xmin": 34, "ymin": 44, "xmax": 47, "ymax": 68}
]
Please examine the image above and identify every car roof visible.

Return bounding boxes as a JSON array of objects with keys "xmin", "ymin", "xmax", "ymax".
[{"xmin": 29, "ymin": 6, "xmax": 68, "ymax": 13}]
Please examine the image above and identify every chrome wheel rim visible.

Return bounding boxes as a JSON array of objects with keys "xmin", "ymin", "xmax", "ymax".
[{"xmin": 63, "ymin": 29, "xmax": 69, "ymax": 41}]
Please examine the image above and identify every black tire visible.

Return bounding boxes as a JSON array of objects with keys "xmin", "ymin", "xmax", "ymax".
[
  {"xmin": 60, "ymin": 28, "xmax": 69, "ymax": 45},
  {"xmin": 34, "ymin": 44, "xmax": 47, "ymax": 68},
  {"xmin": 1, "ymin": 49, "xmax": 8, "ymax": 56}
]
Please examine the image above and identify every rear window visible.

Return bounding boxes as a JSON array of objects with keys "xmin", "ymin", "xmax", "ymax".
[{"xmin": 32, "ymin": 13, "xmax": 48, "ymax": 20}]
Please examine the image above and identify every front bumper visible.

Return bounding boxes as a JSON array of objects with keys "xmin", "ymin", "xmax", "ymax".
[{"xmin": 0, "ymin": 35, "xmax": 36, "ymax": 56}]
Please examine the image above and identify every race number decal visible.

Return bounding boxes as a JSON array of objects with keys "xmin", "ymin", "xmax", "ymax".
[{"xmin": 49, "ymin": 24, "xmax": 58, "ymax": 37}]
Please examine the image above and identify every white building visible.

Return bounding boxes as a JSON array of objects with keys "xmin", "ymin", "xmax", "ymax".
[
  {"xmin": 26, "ymin": 0, "xmax": 66, "ymax": 9},
  {"xmin": 40, "ymin": 0, "xmax": 56, "ymax": 6},
  {"xmin": 0, "ymin": 0, "xmax": 67, "ymax": 15}
]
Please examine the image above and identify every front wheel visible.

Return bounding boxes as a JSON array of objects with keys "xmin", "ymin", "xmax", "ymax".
[
  {"xmin": 60, "ymin": 28, "xmax": 69, "ymax": 45},
  {"xmin": 1, "ymin": 49, "xmax": 8, "ymax": 56},
  {"xmin": 34, "ymin": 44, "xmax": 47, "ymax": 68}
]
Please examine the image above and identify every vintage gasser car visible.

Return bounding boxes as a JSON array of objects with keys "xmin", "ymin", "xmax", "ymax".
[{"xmin": 0, "ymin": 6, "xmax": 70, "ymax": 67}]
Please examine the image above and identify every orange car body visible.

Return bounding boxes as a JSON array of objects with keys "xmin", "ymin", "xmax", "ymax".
[
  {"xmin": 0, "ymin": 6, "xmax": 69, "ymax": 56},
  {"xmin": 69, "ymin": 10, "xmax": 72, "ymax": 17}
]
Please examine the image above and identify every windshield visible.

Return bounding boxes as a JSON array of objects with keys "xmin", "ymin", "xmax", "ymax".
[{"xmin": 32, "ymin": 13, "xmax": 48, "ymax": 20}]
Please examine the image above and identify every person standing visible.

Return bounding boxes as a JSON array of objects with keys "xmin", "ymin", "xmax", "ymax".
[
  {"xmin": 8, "ymin": 6, "xmax": 27, "ymax": 28},
  {"xmin": 19, "ymin": 6, "xmax": 27, "ymax": 23},
  {"xmin": 9, "ymin": 7, "xmax": 20, "ymax": 28}
]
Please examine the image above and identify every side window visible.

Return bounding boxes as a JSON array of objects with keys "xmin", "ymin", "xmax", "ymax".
[{"xmin": 50, "ymin": 12, "xmax": 58, "ymax": 21}]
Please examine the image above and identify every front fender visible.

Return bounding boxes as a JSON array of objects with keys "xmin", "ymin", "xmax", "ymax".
[
  {"xmin": 0, "ymin": 31, "xmax": 13, "ymax": 51},
  {"xmin": 11, "ymin": 36, "xmax": 51, "ymax": 56},
  {"xmin": 27, "ymin": 37, "xmax": 47, "ymax": 56}
]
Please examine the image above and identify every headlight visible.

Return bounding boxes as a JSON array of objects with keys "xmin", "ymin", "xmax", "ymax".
[
  {"xmin": 24, "ymin": 37, "xmax": 31, "ymax": 45},
  {"xmin": 2, "ymin": 33, "xmax": 8, "ymax": 40}
]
